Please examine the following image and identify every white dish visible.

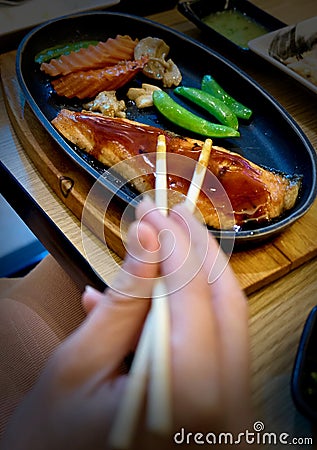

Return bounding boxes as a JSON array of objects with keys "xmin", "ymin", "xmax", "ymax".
[
  {"xmin": 0, "ymin": 0, "xmax": 120, "ymax": 37},
  {"xmin": 248, "ymin": 17, "xmax": 317, "ymax": 95}
]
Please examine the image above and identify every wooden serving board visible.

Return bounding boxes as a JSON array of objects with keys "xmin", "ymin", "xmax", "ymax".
[{"xmin": 1, "ymin": 50, "xmax": 317, "ymax": 294}]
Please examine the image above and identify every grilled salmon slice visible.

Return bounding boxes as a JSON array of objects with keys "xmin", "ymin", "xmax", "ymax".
[
  {"xmin": 52, "ymin": 109, "xmax": 301, "ymax": 229},
  {"xmin": 40, "ymin": 35, "xmax": 138, "ymax": 77},
  {"xmin": 51, "ymin": 58, "xmax": 148, "ymax": 99}
]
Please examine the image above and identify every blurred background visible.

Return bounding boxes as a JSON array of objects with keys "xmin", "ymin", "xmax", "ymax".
[{"xmin": 0, "ymin": 0, "xmax": 178, "ymax": 277}]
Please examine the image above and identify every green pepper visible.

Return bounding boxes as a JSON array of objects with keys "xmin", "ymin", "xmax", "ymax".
[
  {"xmin": 201, "ymin": 75, "xmax": 253, "ymax": 120},
  {"xmin": 174, "ymin": 86, "xmax": 239, "ymax": 130},
  {"xmin": 34, "ymin": 40, "xmax": 99, "ymax": 64},
  {"xmin": 152, "ymin": 90, "xmax": 240, "ymax": 138}
]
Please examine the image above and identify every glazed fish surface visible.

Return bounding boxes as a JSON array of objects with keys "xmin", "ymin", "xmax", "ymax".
[{"xmin": 52, "ymin": 109, "xmax": 301, "ymax": 230}]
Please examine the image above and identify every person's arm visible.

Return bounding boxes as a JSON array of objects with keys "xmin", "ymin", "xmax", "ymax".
[{"xmin": 1, "ymin": 198, "xmax": 251, "ymax": 450}]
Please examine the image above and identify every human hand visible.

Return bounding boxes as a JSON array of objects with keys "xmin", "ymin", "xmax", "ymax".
[
  {"xmin": 136, "ymin": 198, "xmax": 251, "ymax": 437},
  {"xmin": 1, "ymin": 197, "xmax": 251, "ymax": 450},
  {"xmin": 0, "ymin": 211, "xmax": 160, "ymax": 450}
]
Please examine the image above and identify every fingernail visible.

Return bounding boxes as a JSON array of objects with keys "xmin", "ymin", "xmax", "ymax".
[
  {"xmin": 141, "ymin": 194, "xmax": 155, "ymax": 205},
  {"xmin": 84, "ymin": 285, "xmax": 101, "ymax": 295},
  {"xmin": 135, "ymin": 194, "xmax": 155, "ymax": 219}
]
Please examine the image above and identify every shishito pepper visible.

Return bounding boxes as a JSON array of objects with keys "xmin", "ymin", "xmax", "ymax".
[
  {"xmin": 201, "ymin": 75, "xmax": 253, "ymax": 120},
  {"xmin": 152, "ymin": 90, "xmax": 240, "ymax": 138},
  {"xmin": 34, "ymin": 40, "xmax": 99, "ymax": 64},
  {"xmin": 174, "ymin": 86, "xmax": 239, "ymax": 130}
]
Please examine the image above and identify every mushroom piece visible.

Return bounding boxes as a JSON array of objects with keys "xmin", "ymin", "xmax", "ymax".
[
  {"xmin": 127, "ymin": 83, "xmax": 162, "ymax": 108},
  {"xmin": 83, "ymin": 90, "xmax": 126, "ymax": 118},
  {"xmin": 134, "ymin": 37, "xmax": 182, "ymax": 88}
]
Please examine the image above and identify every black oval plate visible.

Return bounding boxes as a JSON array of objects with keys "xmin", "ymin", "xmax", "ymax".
[{"xmin": 16, "ymin": 11, "xmax": 317, "ymax": 245}]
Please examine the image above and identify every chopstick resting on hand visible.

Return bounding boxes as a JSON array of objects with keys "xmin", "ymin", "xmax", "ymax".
[{"xmin": 108, "ymin": 135, "xmax": 213, "ymax": 449}]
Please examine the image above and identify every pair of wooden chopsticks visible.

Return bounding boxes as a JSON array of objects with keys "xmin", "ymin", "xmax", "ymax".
[{"xmin": 109, "ymin": 135, "xmax": 213, "ymax": 449}]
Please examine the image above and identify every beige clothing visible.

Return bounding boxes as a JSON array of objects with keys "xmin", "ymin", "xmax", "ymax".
[{"xmin": 0, "ymin": 255, "xmax": 85, "ymax": 438}]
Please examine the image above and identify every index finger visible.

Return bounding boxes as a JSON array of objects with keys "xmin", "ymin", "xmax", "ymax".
[{"xmin": 50, "ymin": 219, "xmax": 160, "ymax": 386}]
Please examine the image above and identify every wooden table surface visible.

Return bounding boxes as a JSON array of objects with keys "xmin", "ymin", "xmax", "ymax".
[{"xmin": 1, "ymin": 0, "xmax": 317, "ymax": 445}]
